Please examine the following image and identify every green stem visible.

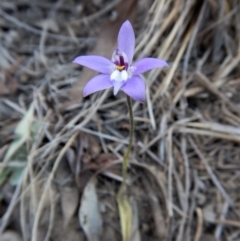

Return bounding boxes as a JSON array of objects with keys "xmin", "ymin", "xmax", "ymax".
[
  {"xmin": 116, "ymin": 95, "xmax": 134, "ymax": 241},
  {"xmin": 119, "ymin": 95, "xmax": 134, "ymax": 195}
]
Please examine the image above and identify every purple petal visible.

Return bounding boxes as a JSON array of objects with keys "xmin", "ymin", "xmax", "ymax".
[
  {"xmin": 73, "ymin": 55, "xmax": 114, "ymax": 74},
  {"xmin": 121, "ymin": 75, "xmax": 145, "ymax": 103},
  {"xmin": 112, "ymin": 81, "xmax": 124, "ymax": 95},
  {"xmin": 133, "ymin": 58, "xmax": 169, "ymax": 75},
  {"xmin": 118, "ymin": 20, "xmax": 135, "ymax": 64},
  {"xmin": 83, "ymin": 74, "xmax": 113, "ymax": 97}
]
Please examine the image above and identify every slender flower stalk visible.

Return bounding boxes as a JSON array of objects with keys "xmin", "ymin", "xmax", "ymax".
[
  {"xmin": 116, "ymin": 95, "xmax": 134, "ymax": 241},
  {"xmin": 118, "ymin": 95, "xmax": 134, "ymax": 196}
]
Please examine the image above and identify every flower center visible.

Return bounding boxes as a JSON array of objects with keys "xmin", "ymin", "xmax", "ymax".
[
  {"xmin": 112, "ymin": 48, "xmax": 128, "ymax": 70},
  {"xmin": 110, "ymin": 48, "xmax": 131, "ymax": 82},
  {"xmin": 116, "ymin": 65, "xmax": 125, "ymax": 71},
  {"xmin": 110, "ymin": 69, "xmax": 128, "ymax": 82}
]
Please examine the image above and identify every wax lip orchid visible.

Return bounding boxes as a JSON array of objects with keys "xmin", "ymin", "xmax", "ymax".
[{"xmin": 73, "ymin": 20, "xmax": 168, "ymax": 102}]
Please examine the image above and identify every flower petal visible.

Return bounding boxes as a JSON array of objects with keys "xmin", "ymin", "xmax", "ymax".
[
  {"xmin": 113, "ymin": 81, "xmax": 124, "ymax": 95},
  {"xmin": 121, "ymin": 75, "xmax": 145, "ymax": 102},
  {"xmin": 118, "ymin": 20, "xmax": 135, "ymax": 64},
  {"xmin": 132, "ymin": 58, "xmax": 169, "ymax": 75},
  {"xmin": 83, "ymin": 74, "xmax": 113, "ymax": 97},
  {"xmin": 110, "ymin": 70, "xmax": 128, "ymax": 81},
  {"xmin": 111, "ymin": 48, "xmax": 129, "ymax": 67},
  {"xmin": 73, "ymin": 55, "xmax": 114, "ymax": 74}
]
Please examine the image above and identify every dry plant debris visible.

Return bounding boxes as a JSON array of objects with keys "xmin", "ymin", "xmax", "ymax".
[{"xmin": 0, "ymin": 0, "xmax": 240, "ymax": 241}]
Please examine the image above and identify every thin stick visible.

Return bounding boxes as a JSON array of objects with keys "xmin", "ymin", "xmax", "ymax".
[{"xmin": 194, "ymin": 208, "xmax": 203, "ymax": 241}]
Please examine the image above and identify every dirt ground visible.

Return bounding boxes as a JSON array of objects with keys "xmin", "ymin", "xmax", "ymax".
[{"xmin": 0, "ymin": 0, "xmax": 240, "ymax": 241}]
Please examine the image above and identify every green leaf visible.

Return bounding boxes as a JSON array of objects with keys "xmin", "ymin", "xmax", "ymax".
[
  {"xmin": 117, "ymin": 192, "xmax": 132, "ymax": 241},
  {"xmin": 9, "ymin": 167, "xmax": 25, "ymax": 186},
  {"xmin": 0, "ymin": 169, "xmax": 11, "ymax": 186},
  {"xmin": 0, "ymin": 102, "xmax": 41, "ymax": 186},
  {"xmin": 2, "ymin": 102, "xmax": 35, "ymax": 164}
]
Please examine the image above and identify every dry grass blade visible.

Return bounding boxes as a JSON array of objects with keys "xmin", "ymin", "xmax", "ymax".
[
  {"xmin": 196, "ymin": 72, "xmax": 240, "ymax": 115},
  {"xmin": 188, "ymin": 137, "xmax": 233, "ymax": 206},
  {"xmin": 177, "ymin": 127, "xmax": 240, "ymax": 143}
]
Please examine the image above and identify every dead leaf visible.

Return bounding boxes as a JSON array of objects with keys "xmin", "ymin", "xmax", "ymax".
[
  {"xmin": 0, "ymin": 58, "xmax": 22, "ymax": 96},
  {"xmin": 60, "ymin": 0, "xmax": 138, "ymax": 110},
  {"xmin": 0, "ymin": 79, "xmax": 17, "ymax": 96},
  {"xmin": 60, "ymin": 185, "xmax": 79, "ymax": 227},
  {"xmin": 143, "ymin": 177, "xmax": 167, "ymax": 240},
  {"xmin": 76, "ymin": 153, "xmax": 118, "ymax": 191},
  {"xmin": 90, "ymin": 153, "xmax": 117, "ymax": 170},
  {"xmin": 64, "ymin": 134, "xmax": 101, "ymax": 190},
  {"xmin": 75, "ymin": 170, "xmax": 93, "ymax": 193},
  {"xmin": 79, "ymin": 177, "xmax": 102, "ymax": 241},
  {"xmin": 55, "ymin": 156, "xmax": 80, "ymax": 226},
  {"xmin": 65, "ymin": 148, "xmax": 76, "ymax": 174},
  {"xmin": 81, "ymin": 134, "xmax": 101, "ymax": 160},
  {"xmin": 125, "ymin": 162, "xmax": 168, "ymax": 239},
  {"xmin": 0, "ymin": 230, "xmax": 22, "ymax": 241}
]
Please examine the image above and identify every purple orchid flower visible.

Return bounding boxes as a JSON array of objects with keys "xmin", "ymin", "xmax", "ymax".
[{"xmin": 73, "ymin": 20, "xmax": 168, "ymax": 103}]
